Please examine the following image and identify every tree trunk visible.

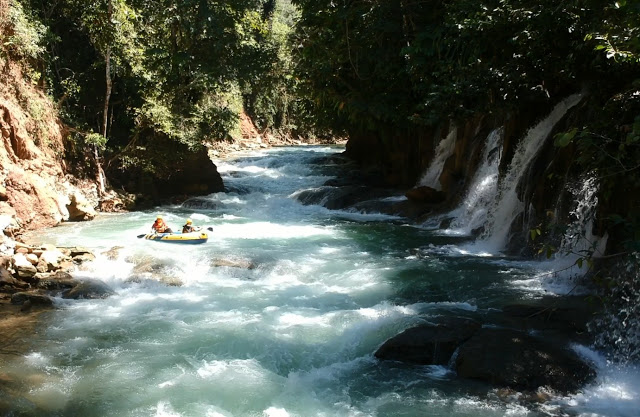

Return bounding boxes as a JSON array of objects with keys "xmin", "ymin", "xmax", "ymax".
[
  {"xmin": 97, "ymin": 0, "xmax": 113, "ymax": 197},
  {"xmin": 102, "ymin": 45, "xmax": 111, "ymax": 139}
]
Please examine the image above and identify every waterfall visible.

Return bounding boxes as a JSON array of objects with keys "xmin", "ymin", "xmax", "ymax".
[
  {"xmin": 481, "ymin": 93, "xmax": 583, "ymax": 252},
  {"xmin": 558, "ymin": 175, "xmax": 608, "ymax": 261},
  {"xmin": 418, "ymin": 125, "xmax": 457, "ymax": 190},
  {"xmin": 444, "ymin": 128, "xmax": 503, "ymax": 235}
]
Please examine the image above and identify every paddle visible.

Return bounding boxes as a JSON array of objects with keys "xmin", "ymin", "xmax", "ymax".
[
  {"xmin": 207, "ymin": 227, "xmax": 214, "ymax": 231},
  {"xmin": 137, "ymin": 234, "xmax": 147, "ymax": 238}
]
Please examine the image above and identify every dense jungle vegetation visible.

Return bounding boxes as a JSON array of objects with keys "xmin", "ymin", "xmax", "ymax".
[
  {"xmin": 3, "ymin": 0, "xmax": 309, "ymax": 193},
  {"xmin": 3, "ymin": 0, "xmax": 640, "ymax": 243}
]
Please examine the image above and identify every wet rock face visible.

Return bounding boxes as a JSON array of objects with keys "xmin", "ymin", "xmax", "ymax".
[
  {"xmin": 10, "ymin": 291, "xmax": 54, "ymax": 307},
  {"xmin": 454, "ymin": 327, "xmax": 595, "ymax": 393},
  {"xmin": 181, "ymin": 197, "xmax": 218, "ymax": 210},
  {"xmin": 63, "ymin": 280, "xmax": 115, "ymax": 300},
  {"xmin": 405, "ymin": 186, "xmax": 446, "ymax": 204},
  {"xmin": 375, "ymin": 317, "xmax": 481, "ymax": 365},
  {"xmin": 66, "ymin": 192, "xmax": 97, "ymax": 221},
  {"xmin": 109, "ymin": 146, "xmax": 224, "ymax": 206}
]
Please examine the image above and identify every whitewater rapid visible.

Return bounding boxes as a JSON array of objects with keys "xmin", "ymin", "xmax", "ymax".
[{"xmin": 3, "ymin": 146, "xmax": 637, "ymax": 417}]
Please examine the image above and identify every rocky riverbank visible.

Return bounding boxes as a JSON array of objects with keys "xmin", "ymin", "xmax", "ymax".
[{"xmin": 0, "ymin": 222, "xmax": 114, "ymax": 361}]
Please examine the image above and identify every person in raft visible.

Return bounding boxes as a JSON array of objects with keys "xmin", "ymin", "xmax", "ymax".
[
  {"xmin": 182, "ymin": 218, "xmax": 201, "ymax": 233},
  {"xmin": 152, "ymin": 215, "xmax": 173, "ymax": 234}
]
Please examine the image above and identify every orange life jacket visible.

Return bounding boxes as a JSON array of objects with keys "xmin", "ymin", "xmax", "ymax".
[{"xmin": 153, "ymin": 219, "xmax": 168, "ymax": 233}]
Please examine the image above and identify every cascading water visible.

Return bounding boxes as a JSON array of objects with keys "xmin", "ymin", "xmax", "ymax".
[
  {"xmin": 557, "ymin": 175, "xmax": 608, "ymax": 262},
  {"xmin": 2, "ymin": 146, "xmax": 638, "ymax": 417},
  {"xmin": 480, "ymin": 93, "xmax": 584, "ymax": 252},
  {"xmin": 507, "ymin": 175, "xmax": 608, "ymax": 295},
  {"xmin": 418, "ymin": 125, "xmax": 457, "ymax": 190},
  {"xmin": 442, "ymin": 128, "xmax": 503, "ymax": 236}
]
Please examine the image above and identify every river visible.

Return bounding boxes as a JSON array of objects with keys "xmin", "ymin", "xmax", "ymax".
[{"xmin": 4, "ymin": 146, "xmax": 639, "ymax": 416}]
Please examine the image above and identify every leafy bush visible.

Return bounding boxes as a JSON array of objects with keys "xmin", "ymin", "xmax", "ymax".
[{"xmin": 2, "ymin": 1, "xmax": 46, "ymax": 61}]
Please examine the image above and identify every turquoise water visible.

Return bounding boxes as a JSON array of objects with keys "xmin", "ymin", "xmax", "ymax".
[{"xmin": 4, "ymin": 146, "xmax": 638, "ymax": 417}]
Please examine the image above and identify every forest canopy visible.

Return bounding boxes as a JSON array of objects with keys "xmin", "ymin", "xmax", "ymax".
[
  {"xmin": 6, "ymin": 0, "xmax": 307, "ymax": 188},
  {"xmin": 4, "ymin": 0, "xmax": 640, "ymax": 212}
]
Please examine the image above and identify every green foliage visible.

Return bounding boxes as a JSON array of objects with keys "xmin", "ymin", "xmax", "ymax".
[
  {"xmin": 85, "ymin": 132, "xmax": 108, "ymax": 150},
  {"xmin": 290, "ymin": 0, "xmax": 640, "ymax": 134},
  {"xmin": 17, "ymin": 0, "xmax": 299, "ymax": 183},
  {"xmin": 2, "ymin": 1, "xmax": 46, "ymax": 61},
  {"xmin": 554, "ymin": 128, "xmax": 579, "ymax": 148},
  {"xmin": 586, "ymin": 0, "xmax": 640, "ymax": 63}
]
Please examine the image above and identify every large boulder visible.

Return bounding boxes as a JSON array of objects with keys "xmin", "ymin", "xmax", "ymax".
[
  {"xmin": 35, "ymin": 270, "xmax": 77, "ymax": 291},
  {"xmin": 0, "ymin": 266, "xmax": 20, "ymax": 288},
  {"xmin": 39, "ymin": 248, "xmax": 65, "ymax": 270},
  {"xmin": 11, "ymin": 291, "xmax": 55, "ymax": 307},
  {"xmin": 375, "ymin": 317, "xmax": 481, "ymax": 365},
  {"xmin": 455, "ymin": 327, "xmax": 595, "ymax": 393},
  {"xmin": 12, "ymin": 253, "xmax": 37, "ymax": 279},
  {"xmin": 66, "ymin": 192, "xmax": 97, "ymax": 221},
  {"xmin": 108, "ymin": 145, "xmax": 224, "ymax": 205}
]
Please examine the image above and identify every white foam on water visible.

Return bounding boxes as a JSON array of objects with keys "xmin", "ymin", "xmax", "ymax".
[
  {"xmin": 154, "ymin": 402, "xmax": 182, "ymax": 417},
  {"xmin": 417, "ymin": 301, "xmax": 479, "ymax": 312},
  {"xmin": 210, "ymin": 221, "xmax": 338, "ymax": 240},
  {"xmin": 379, "ymin": 195, "xmax": 408, "ymax": 202},
  {"xmin": 263, "ymin": 407, "xmax": 291, "ymax": 417},
  {"xmin": 24, "ymin": 352, "xmax": 51, "ymax": 367},
  {"xmin": 507, "ymin": 262, "xmax": 593, "ymax": 296},
  {"xmin": 220, "ymin": 214, "xmax": 243, "ymax": 220},
  {"xmin": 558, "ymin": 346, "xmax": 640, "ymax": 417},
  {"xmin": 419, "ymin": 243, "xmax": 495, "ymax": 258},
  {"xmin": 333, "ymin": 209, "xmax": 404, "ymax": 222}
]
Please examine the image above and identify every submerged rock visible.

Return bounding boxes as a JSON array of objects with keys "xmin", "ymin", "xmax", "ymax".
[
  {"xmin": 293, "ymin": 185, "xmax": 392, "ymax": 210},
  {"xmin": 181, "ymin": 197, "xmax": 218, "ymax": 210},
  {"xmin": 63, "ymin": 279, "xmax": 115, "ymax": 299},
  {"xmin": 455, "ymin": 327, "xmax": 595, "ymax": 393},
  {"xmin": 375, "ymin": 317, "xmax": 481, "ymax": 365},
  {"xmin": 211, "ymin": 258, "xmax": 256, "ymax": 270},
  {"xmin": 102, "ymin": 246, "xmax": 123, "ymax": 260},
  {"xmin": 11, "ymin": 291, "xmax": 54, "ymax": 307}
]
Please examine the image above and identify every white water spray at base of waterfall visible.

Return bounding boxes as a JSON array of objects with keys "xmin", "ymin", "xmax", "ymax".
[
  {"xmin": 558, "ymin": 176, "xmax": 608, "ymax": 259},
  {"xmin": 480, "ymin": 93, "xmax": 584, "ymax": 252},
  {"xmin": 557, "ymin": 345, "xmax": 640, "ymax": 417},
  {"xmin": 419, "ymin": 125, "xmax": 457, "ymax": 190}
]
